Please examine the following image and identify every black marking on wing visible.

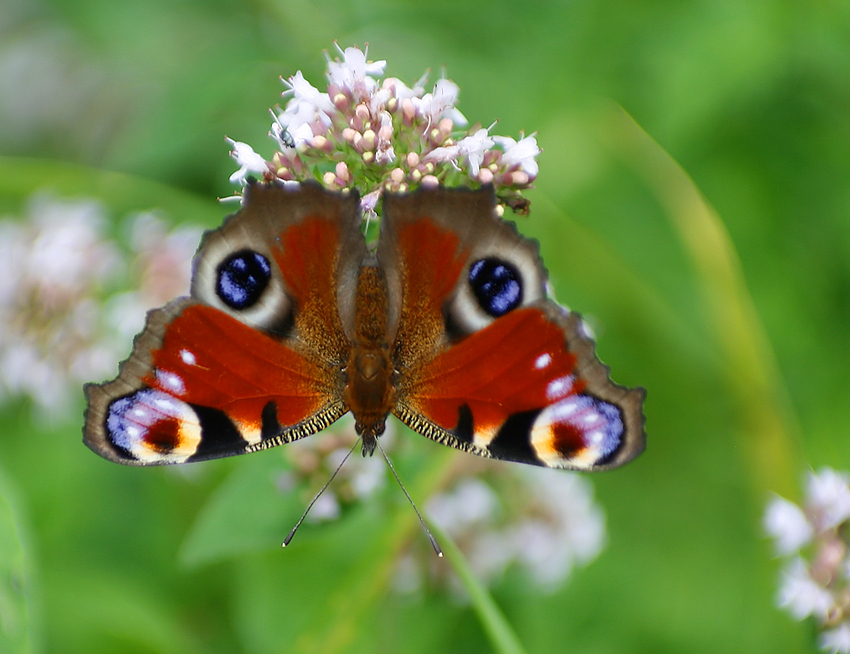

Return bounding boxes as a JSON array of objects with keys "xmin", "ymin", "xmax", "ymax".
[
  {"xmin": 188, "ymin": 404, "xmax": 246, "ymax": 461},
  {"xmin": 486, "ymin": 408, "xmax": 541, "ymax": 464},
  {"xmin": 454, "ymin": 403, "xmax": 474, "ymax": 443},
  {"xmin": 261, "ymin": 400, "xmax": 282, "ymax": 440}
]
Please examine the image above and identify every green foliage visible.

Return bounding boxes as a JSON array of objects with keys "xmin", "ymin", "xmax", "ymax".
[
  {"xmin": 0, "ymin": 470, "xmax": 36, "ymax": 654},
  {"xmin": 2, "ymin": 0, "xmax": 848, "ymax": 651}
]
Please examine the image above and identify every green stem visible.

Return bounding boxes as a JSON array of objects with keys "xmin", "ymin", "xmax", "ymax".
[
  {"xmin": 430, "ymin": 520, "xmax": 528, "ymax": 654},
  {"xmin": 294, "ymin": 448, "xmax": 526, "ymax": 654}
]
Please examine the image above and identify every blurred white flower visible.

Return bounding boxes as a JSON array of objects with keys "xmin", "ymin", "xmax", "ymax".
[
  {"xmin": 0, "ymin": 194, "xmax": 121, "ymax": 412},
  {"xmin": 494, "ymin": 133, "xmax": 540, "ymax": 177},
  {"xmin": 104, "ymin": 211, "xmax": 200, "ymax": 343},
  {"xmin": 281, "ymin": 415, "xmax": 389, "ymax": 523},
  {"xmin": 0, "ymin": 192, "xmax": 202, "ymax": 417},
  {"xmin": 399, "ymin": 465, "xmax": 606, "ymax": 597},
  {"xmin": 809, "ymin": 469, "xmax": 850, "ymax": 530},
  {"xmin": 429, "ymin": 478, "xmax": 500, "ymax": 530},
  {"xmin": 308, "ymin": 492, "xmax": 341, "ymax": 523},
  {"xmin": 764, "ymin": 494, "xmax": 813, "ymax": 555},
  {"xmin": 766, "ymin": 468, "xmax": 850, "ymax": 652},
  {"xmin": 778, "ymin": 557, "xmax": 835, "ymax": 620},
  {"xmin": 822, "ymin": 623, "xmax": 850, "ymax": 654}
]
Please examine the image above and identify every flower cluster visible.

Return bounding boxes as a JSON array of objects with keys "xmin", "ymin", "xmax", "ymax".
[
  {"xmin": 765, "ymin": 468, "xmax": 850, "ymax": 653},
  {"xmin": 0, "ymin": 192, "xmax": 199, "ymax": 416},
  {"xmin": 227, "ymin": 44, "xmax": 540, "ymax": 221},
  {"xmin": 395, "ymin": 463, "xmax": 606, "ymax": 597}
]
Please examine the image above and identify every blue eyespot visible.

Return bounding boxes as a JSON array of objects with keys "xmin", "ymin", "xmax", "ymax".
[
  {"xmin": 468, "ymin": 258, "xmax": 523, "ymax": 317},
  {"xmin": 216, "ymin": 250, "xmax": 271, "ymax": 310}
]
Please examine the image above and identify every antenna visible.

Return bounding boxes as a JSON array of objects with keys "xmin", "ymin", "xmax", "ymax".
[
  {"xmin": 375, "ymin": 439, "xmax": 443, "ymax": 557},
  {"xmin": 282, "ymin": 440, "xmax": 358, "ymax": 548},
  {"xmin": 282, "ymin": 437, "xmax": 443, "ymax": 557}
]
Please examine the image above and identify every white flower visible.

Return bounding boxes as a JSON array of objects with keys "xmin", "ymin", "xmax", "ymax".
[
  {"xmin": 283, "ymin": 71, "xmax": 335, "ymax": 119},
  {"xmin": 227, "ymin": 139, "xmax": 269, "ymax": 183},
  {"xmin": 764, "ymin": 494, "xmax": 813, "ymax": 555},
  {"xmin": 421, "ymin": 144, "xmax": 460, "ymax": 168},
  {"xmin": 382, "ymin": 76, "xmax": 424, "ymax": 102},
  {"xmin": 512, "ymin": 519, "xmax": 574, "ymax": 589},
  {"xmin": 514, "ymin": 469, "xmax": 606, "ymax": 589},
  {"xmin": 374, "ymin": 111, "xmax": 397, "ymax": 165},
  {"xmin": 413, "ymin": 78, "xmax": 466, "ymax": 126},
  {"xmin": 777, "ymin": 557, "xmax": 834, "ymax": 620},
  {"xmin": 432, "ymin": 78, "xmax": 467, "ymax": 126},
  {"xmin": 468, "ymin": 529, "xmax": 515, "ymax": 583},
  {"xmin": 808, "ymin": 468, "xmax": 850, "ymax": 530},
  {"xmin": 425, "ymin": 479, "xmax": 509, "ymax": 590},
  {"xmin": 494, "ymin": 133, "xmax": 540, "ymax": 177},
  {"xmin": 821, "ymin": 623, "xmax": 850, "ymax": 653},
  {"xmin": 369, "ymin": 87, "xmax": 392, "ymax": 117},
  {"xmin": 0, "ymin": 194, "xmax": 124, "ymax": 413},
  {"xmin": 457, "ymin": 128, "xmax": 495, "ymax": 176},
  {"xmin": 327, "ymin": 44, "xmax": 385, "ymax": 99}
]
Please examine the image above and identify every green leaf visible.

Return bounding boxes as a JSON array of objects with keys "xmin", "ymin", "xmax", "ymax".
[
  {"xmin": 0, "ymin": 156, "xmax": 222, "ymax": 226},
  {"xmin": 179, "ymin": 453, "xmax": 300, "ymax": 568}
]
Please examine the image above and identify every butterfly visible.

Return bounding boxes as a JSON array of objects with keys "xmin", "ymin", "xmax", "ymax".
[{"xmin": 83, "ymin": 181, "xmax": 645, "ymax": 471}]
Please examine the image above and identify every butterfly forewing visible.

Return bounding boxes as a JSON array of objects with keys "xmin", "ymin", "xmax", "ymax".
[
  {"xmin": 379, "ymin": 186, "xmax": 645, "ymax": 470},
  {"xmin": 83, "ymin": 183, "xmax": 364, "ymax": 465}
]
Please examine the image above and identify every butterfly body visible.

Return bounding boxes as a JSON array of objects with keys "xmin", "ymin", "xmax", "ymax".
[
  {"xmin": 345, "ymin": 263, "xmax": 394, "ymax": 450},
  {"xmin": 84, "ymin": 182, "xmax": 645, "ymax": 471}
]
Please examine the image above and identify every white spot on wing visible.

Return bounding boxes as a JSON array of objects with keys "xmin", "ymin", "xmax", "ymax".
[
  {"xmin": 546, "ymin": 375, "xmax": 575, "ymax": 401},
  {"xmin": 180, "ymin": 349, "xmax": 197, "ymax": 366},
  {"xmin": 153, "ymin": 396, "xmax": 179, "ymax": 412},
  {"xmin": 156, "ymin": 368, "xmax": 186, "ymax": 395},
  {"xmin": 534, "ymin": 353, "xmax": 552, "ymax": 369}
]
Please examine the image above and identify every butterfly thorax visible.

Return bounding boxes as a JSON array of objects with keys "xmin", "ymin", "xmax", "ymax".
[{"xmin": 343, "ymin": 264, "xmax": 395, "ymax": 454}]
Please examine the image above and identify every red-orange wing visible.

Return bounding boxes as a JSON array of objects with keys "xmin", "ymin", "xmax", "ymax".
[
  {"xmin": 84, "ymin": 182, "xmax": 365, "ymax": 465},
  {"xmin": 378, "ymin": 186, "xmax": 645, "ymax": 471}
]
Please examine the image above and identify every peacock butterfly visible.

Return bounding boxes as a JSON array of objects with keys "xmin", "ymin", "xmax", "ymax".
[{"xmin": 83, "ymin": 181, "xmax": 645, "ymax": 471}]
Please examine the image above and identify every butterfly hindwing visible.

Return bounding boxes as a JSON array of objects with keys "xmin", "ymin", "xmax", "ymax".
[
  {"xmin": 83, "ymin": 182, "xmax": 364, "ymax": 465},
  {"xmin": 380, "ymin": 186, "xmax": 646, "ymax": 470}
]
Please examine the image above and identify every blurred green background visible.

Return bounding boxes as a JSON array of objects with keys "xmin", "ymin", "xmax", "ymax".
[{"xmin": 2, "ymin": 0, "xmax": 849, "ymax": 652}]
